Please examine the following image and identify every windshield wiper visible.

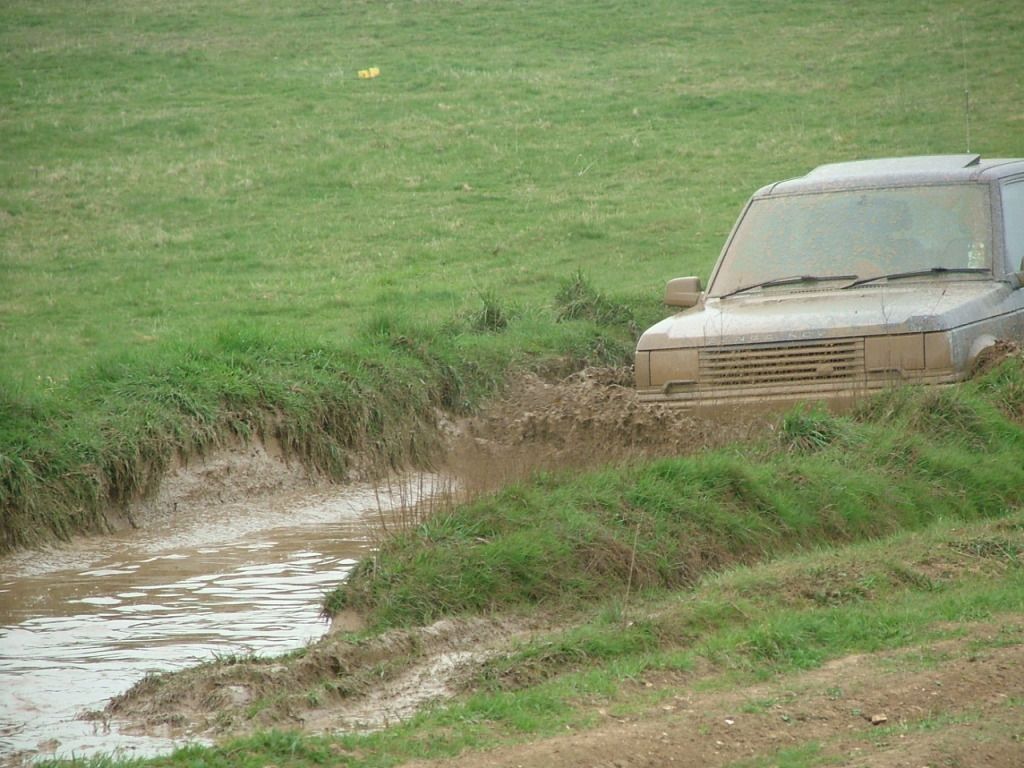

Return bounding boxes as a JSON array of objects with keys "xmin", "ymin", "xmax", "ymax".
[
  {"xmin": 842, "ymin": 267, "xmax": 990, "ymax": 290},
  {"xmin": 718, "ymin": 273, "xmax": 859, "ymax": 300}
]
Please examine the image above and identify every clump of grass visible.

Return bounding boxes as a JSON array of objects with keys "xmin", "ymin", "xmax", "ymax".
[
  {"xmin": 465, "ymin": 289, "xmax": 515, "ymax": 333},
  {"xmin": 948, "ymin": 536, "xmax": 1023, "ymax": 564},
  {"xmin": 969, "ymin": 350, "xmax": 1024, "ymax": 421},
  {"xmin": 476, "ymin": 617, "xmax": 662, "ymax": 692},
  {"xmin": 554, "ymin": 270, "xmax": 637, "ymax": 333},
  {"xmin": 777, "ymin": 405, "xmax": 857, "ymax": 453}
]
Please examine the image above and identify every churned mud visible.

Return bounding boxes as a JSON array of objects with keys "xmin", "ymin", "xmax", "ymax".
[
  {"xmin": 118, "ymin": 366, "xmax": 750, "ymax": 531},
  {"xmin": 93, "ymin": 366, "xmax": 767, "ymax": 539},
  {"xmin": 105, "ymin": 615, "xmax": 553, "ymax": 740},
  {"xmin": 49, "ymin": 366, "xmax": 774, "ymax": 752},
  {"xmin": 123, "ymin": 437, "xmax": 329, "ymax": 533},
  {"xmin": 442, "ymin": 367, "xmax": 772, "ymax": 491}
]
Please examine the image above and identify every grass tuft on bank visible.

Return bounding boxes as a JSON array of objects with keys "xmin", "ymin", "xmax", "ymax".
[{"xmin": 325, "ymin": 358, "xmax": 1024, "ymax": 629}]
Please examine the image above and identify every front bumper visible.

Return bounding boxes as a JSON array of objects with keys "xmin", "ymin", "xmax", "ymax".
[{"xmin": 636, "ymin": 333, "xmax": 963, "ymax": 409}]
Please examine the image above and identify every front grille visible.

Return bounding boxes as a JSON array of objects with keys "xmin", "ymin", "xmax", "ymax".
[{"xmin": 699, "ymin": 338, "xmax": 865, "ymax": 389}]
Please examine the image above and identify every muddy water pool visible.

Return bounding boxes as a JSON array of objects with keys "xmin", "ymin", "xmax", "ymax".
[{"xmin": 0, "ymin": 477, "xmax": 437, "ymax": 763}]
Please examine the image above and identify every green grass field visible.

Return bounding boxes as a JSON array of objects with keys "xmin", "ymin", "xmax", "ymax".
[
  {"xmin": 5, "ymin": 2, "xmax": 1024, "ymax": 761},
  {"xmin": 4, "ymin": 0, "xmax": 1020, "ymax": 379},
  {"xmin": 1, "ymin": 1, "xmax": 1022, "ymax": 541}
]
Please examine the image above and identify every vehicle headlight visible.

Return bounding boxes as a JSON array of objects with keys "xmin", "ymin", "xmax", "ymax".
[
  {"xmin": 649, "ymin": 348, "xmax": 699, "ymax": 388},
  {"xmin": 865, "ymin": 332, "xmax": 952, "ymax": 373}
]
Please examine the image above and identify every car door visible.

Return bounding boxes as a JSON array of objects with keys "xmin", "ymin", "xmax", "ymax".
[{"xmin": 992, "ymin": 179, "xmax": 1024, "ymax": 345}]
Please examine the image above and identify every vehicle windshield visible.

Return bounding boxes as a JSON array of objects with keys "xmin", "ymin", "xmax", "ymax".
[{"xmin": 708, "ymin": 184, "xmax": 992, "ymax": 298}]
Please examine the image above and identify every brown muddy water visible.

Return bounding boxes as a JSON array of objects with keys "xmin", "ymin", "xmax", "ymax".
[{"xmin": 0, "ymin": 475, "xmax": 440, "ymax": 764}]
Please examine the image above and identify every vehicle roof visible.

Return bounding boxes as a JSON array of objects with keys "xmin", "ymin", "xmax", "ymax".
[{"xmin": 759, "ymin": 155, "xmax": 1024, "ymax": 197}]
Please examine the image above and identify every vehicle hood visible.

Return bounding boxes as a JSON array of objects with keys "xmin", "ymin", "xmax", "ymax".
[{"xmin": 637, "ymin": 280, "xmax": 1011, "ymax": 350}]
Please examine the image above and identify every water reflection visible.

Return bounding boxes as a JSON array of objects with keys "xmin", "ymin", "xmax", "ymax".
[{"xmin": 0, "ymin": 478, "xmax": 431, "ymax": 763}]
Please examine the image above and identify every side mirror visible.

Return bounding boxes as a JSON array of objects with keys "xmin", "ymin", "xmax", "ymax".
[{"xmin": 664, "ymin": 276, "xmax": 703, "ymax": 308}]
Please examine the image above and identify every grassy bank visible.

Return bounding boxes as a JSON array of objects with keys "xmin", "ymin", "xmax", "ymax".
[
  {"xmin": 2, "ymin": 0, "xmax": 1022, "ymax": 549},
  {"xmin": 294, "ymin": 515, "xmax": 1024, "ymax": 767},
  {"xmin": 325, "ymin": 357, "xmax": 1024, "ymax": 628},
  {"xmin": 0, "ymin": 275, "xmax": 644, "ymax": 550}
]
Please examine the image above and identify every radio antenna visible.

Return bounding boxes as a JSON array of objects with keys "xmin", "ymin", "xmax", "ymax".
[{"xmin": 960, "ymin": 15, "xmax": 971, "ymax": 152}]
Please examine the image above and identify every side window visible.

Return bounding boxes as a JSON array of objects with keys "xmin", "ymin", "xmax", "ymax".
[{"xmin": 1002, "ymin": 181, "xmax": 1024, "ymax": 273}]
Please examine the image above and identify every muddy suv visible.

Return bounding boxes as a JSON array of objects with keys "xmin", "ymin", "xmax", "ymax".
[{"xmin": 635, "ymin": 154, "xmax": 1024, "ymax": 408}]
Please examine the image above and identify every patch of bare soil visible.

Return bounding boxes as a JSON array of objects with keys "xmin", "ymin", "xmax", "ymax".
[
  {"xmin": 103, "ymin": 615, "xmax": 554, "ymax": 741},
  {"xmin": 408, "ymin": 620, "xmax": 1024, "ymax": 768}
]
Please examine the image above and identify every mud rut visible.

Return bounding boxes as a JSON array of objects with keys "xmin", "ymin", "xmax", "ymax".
[
  {"xmin": 35, "ymin": 364, "xmax": 1024, "ymax": 765},
  {"xmin": 96, "ymin": 369, "xmax": 752, "ymax": 728},
  {"xmin": 83, "ymin": 367, "xmax": 773, "ymax": 747}
]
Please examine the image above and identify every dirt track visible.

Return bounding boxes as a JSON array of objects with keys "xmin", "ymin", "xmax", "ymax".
[{"xmin": 409, "ymin": 621, "xmax": 1024, "ymax": 768}]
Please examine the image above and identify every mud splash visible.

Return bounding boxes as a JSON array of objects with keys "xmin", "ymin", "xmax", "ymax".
[
  {"xmin": 0, "ymin": 462, "xmax": 444, "ymax": 765},
  {"xmin": 443, "ymin": 367, "xmax": 772, "ymax": 490}
]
